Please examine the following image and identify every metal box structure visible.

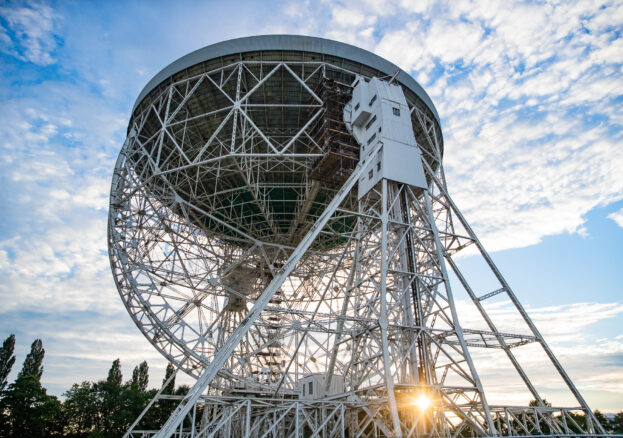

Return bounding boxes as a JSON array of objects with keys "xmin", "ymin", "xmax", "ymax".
[
  {"xmin": 299, "ymin": 374, "xmax": 345, "ymax": 401},
  {"xmin": 345, "ymin": 76, "xmax": 427, "ymax": 198}
]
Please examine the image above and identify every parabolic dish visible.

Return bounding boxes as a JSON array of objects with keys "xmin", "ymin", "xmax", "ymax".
[{"xmin": 108, "ymin": 35, "xmax": 443, "ymax": 385}]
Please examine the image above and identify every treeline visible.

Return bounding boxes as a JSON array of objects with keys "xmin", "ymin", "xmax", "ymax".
[
  {"xmin": 0, "ymin": 334, "xmax": 188, "ymax": 437},
  {"xmin": 524, "ymin": 399, "xmax": 623, "ymax": 435},
  {"xmin": 1, "ymin": 334, "xmax": 623, "ymax": 437}
]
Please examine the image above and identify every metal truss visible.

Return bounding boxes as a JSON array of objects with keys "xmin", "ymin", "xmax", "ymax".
[
  {"xmin": 109, "ymin": 58, "xmax": 609, "ymax": 437},
  {"xmin": 127, "ymin": 397, "xmax": 613, "ymax": 438}
]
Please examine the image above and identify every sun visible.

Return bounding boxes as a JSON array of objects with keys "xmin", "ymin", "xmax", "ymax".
[{"xmin": 412, "ymin": 393, "xmax": 432, "ymax": 410}]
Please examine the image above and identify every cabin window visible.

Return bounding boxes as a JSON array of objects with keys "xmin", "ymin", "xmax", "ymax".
[
  {"xmin": 365, "ymin": 115, "xmax": 377, "ymax": 131},
  {"xmin": 308, "ymin": 381, "xmax": 313, "ymax": 395},
  {"xmin": 393, "ymin": 107, "xmax": 400, "ymax": 116},
  {"xmin": 369, "ymin": 95, "xmax": 377, "ymax": 105}
]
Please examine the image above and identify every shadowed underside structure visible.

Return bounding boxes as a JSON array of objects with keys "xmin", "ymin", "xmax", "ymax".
[{"xmin": 108, "ymin": 35, "xmax": 608, "ymax": 437}]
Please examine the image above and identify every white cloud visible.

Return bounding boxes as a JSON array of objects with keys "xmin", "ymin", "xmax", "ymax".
[
  {"xmin": 331, "ymin": 6, "xmax": 374, "ymax": 28},
  {"xmin": 426, "ymin": 19, "xmax": 485, "ymax": 65},
  {"xmin": 367, "ymin": 0, "xmax": 623, "ymax": 252},
  {"xmin": 1, "ymin": 309, "xmax": 196, "ymax": 396},
  {"xmin": 0, "ymin": 1, "xmax": 60, "ymax": 65},
  {"xmin": 608, "ymin": 208, "xmax": 623, "ymax": 228},
  {"xmin": 376, "ymin": 27, "xmax": 429, "ymax": 73},
  {"xmin": 0, "ymin": 82, "xmax": 125, "ymax": 314},
  {"xmin": 456, "ymin": 300, "xmax": 623, "ymax": 409}
]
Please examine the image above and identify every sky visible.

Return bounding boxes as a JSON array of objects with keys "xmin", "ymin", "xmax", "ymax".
[{"xmin": 0, "ymin": 0, "xmax": 622, "ymax": 414}]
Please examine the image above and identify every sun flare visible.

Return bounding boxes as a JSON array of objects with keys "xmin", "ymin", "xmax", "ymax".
[{"xmin": 413, "ymin": 393, "xmax": 432, "ymax": 410}]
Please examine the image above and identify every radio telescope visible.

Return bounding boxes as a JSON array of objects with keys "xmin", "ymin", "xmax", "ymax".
[{"xmin": 108, "ymin": 35, "xmax": 605, "ymax": 437}]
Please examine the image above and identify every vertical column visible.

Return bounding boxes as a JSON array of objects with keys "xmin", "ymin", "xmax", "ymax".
[{"xmin": 380, "ymin": 178, "xmax": 402, "ymax": 436}]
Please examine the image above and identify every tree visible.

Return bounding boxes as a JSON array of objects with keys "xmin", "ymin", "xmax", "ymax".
[
  {"xmin": 131, "ymin": 360, "xmax": 149, "ymax": 392},
  {"xmin": 612, "ymin": 412, "xmax": 623, "ymax": 434},
  {"xmin": 106, "ymin": 358, "xmax": 122, "ymax": 388},
  {"xmin": 566, "ymin": 411, "xmax": 587, "ymax": 432},
  {"xmin": 528, "ymin": 398, "xmax": 552, "ymax": 407},
  {"xmin": 0, "ymin": 334, "xmax": 16, "ymax": 392},
  {"xmin": 150, "ymin": 363, "xmax": 178, "ymax": 429},
  {"xmin": 96, "ymin": 358, "xmax": 124, "ymax": 437},
  {"xmin": 0, "ymin": 338, "xmax": 65, "ymax": 437},
  {"xmin": 18, "ymin": 338, "xmax": 45, "ymax": 381},
  {"xmin": 163, "ymin": 362, "xmax": 175, "ymax": 394},
  {"xmin": 594, "ymin": 410, "xmax": 611, "ymax": 432},
  {"xmin": 0, "ymin": 336, "xmax": 17, "ymax": 434},
  {"xmin": 2, "ymin": 374, "xmax": 61, "ymax": 437},
  {"xmin": 115, "ymin": 360, "xmax": 151, "ymax": 433},
  {"xmin": 63, "ymin": 381, "xmax": 98, "ymax": 437}
]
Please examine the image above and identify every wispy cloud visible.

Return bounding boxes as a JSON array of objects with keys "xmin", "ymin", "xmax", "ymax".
[
  {"xmin": 0, "ymin": 309, "xmax": 195, "ymax": 396},
  {"xmin": 457, "ymin": 300, "xmax": 623, "ymax": 410},
  {"xmin": 369, "ymin": 1, "xmax": 623, "ymax": 251},
  {"xmin": 608, "ymin": 208, "xmax": 623, "ymax": 229},
  {"xmin": 0, "ymin": 1, "xmax": 60, "ymax": 65},
  {"xmin": 0, "ymin": 83, "xmax": 125, "ymax": 314}
]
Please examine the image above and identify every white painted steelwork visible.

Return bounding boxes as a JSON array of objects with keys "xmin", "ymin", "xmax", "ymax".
[{"xmin": 108, "ymin": 35, "xmax": 607, "ymax": 437}]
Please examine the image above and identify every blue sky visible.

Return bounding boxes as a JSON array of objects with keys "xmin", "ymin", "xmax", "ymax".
[{"xmin": 0, "ymin": 0, "xmax": 622, "ymax": 412}]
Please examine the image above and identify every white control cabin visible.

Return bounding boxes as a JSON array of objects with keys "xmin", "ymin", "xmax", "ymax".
[{"xmin": 345, "ymin": 76, "xmax": 428, "ymax": 198}]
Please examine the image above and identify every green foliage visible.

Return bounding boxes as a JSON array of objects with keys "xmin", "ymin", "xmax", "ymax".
[
  {"xmin": 1, "ymin": 374, "xmax": 62, "ymax": 437},
  {"xmin": 62, "ymin": 381, "xmax": 98, "ymax": 437},
  {"xmin": 525, "ymin": 398, "xmax": 553, "ymax": 434},
  {"xmin": 613, "ymin": 411, "xmax": 623, "ymax": 433},
  {"xmin": 566, "ymin": 411, "xmax": 587, "ymax": 432},
  {"xmin": 59, "ymin": 360, "xmax": 187, "ymax": 436},
  {"xmin": 0, "ymin": 334, "xmax": 16, "ymax": 392},
  {"xmin": 528, "ymin": 398, "xmax": 552, "ymax": 407},
  {"xmin": 94, "ymin": 358, "xmax": 126, "ymax": 437},
  {"xmin": 1, "ymin": 337, "xmax": 59, "ymax": 437},
  {"xmin": 131, "ymin": 360, "xmax": 149, "ymax": 392},
  {"xmin": 525, "ymin": 400, "xmax": 617, "ymax": 435},
  {"xmin": 19, "ymin": 338, "xmax": 45, "ymax": 381},
  {"xmin": 149, "ymin": 362, "xmax": 179, "ymax": 429},
  {"xmin": 594, "ymin": 410, "xmax": 611, "ymax": 432},
  {"xmin": 0, "ymin": 338, "xmax": 195, "ymax": 437},
  {"xmin": 163, "ymin": 362, "xmax": 175, "ymax": 394},
  {"xmin": 105, "ymin": 358, "xmax": 122, "ymax": 389}
]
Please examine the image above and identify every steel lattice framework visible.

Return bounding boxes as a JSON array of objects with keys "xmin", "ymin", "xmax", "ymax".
[{"xmin": 108, "ymin": 36, "xmax": 608, "ymax": 437}]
